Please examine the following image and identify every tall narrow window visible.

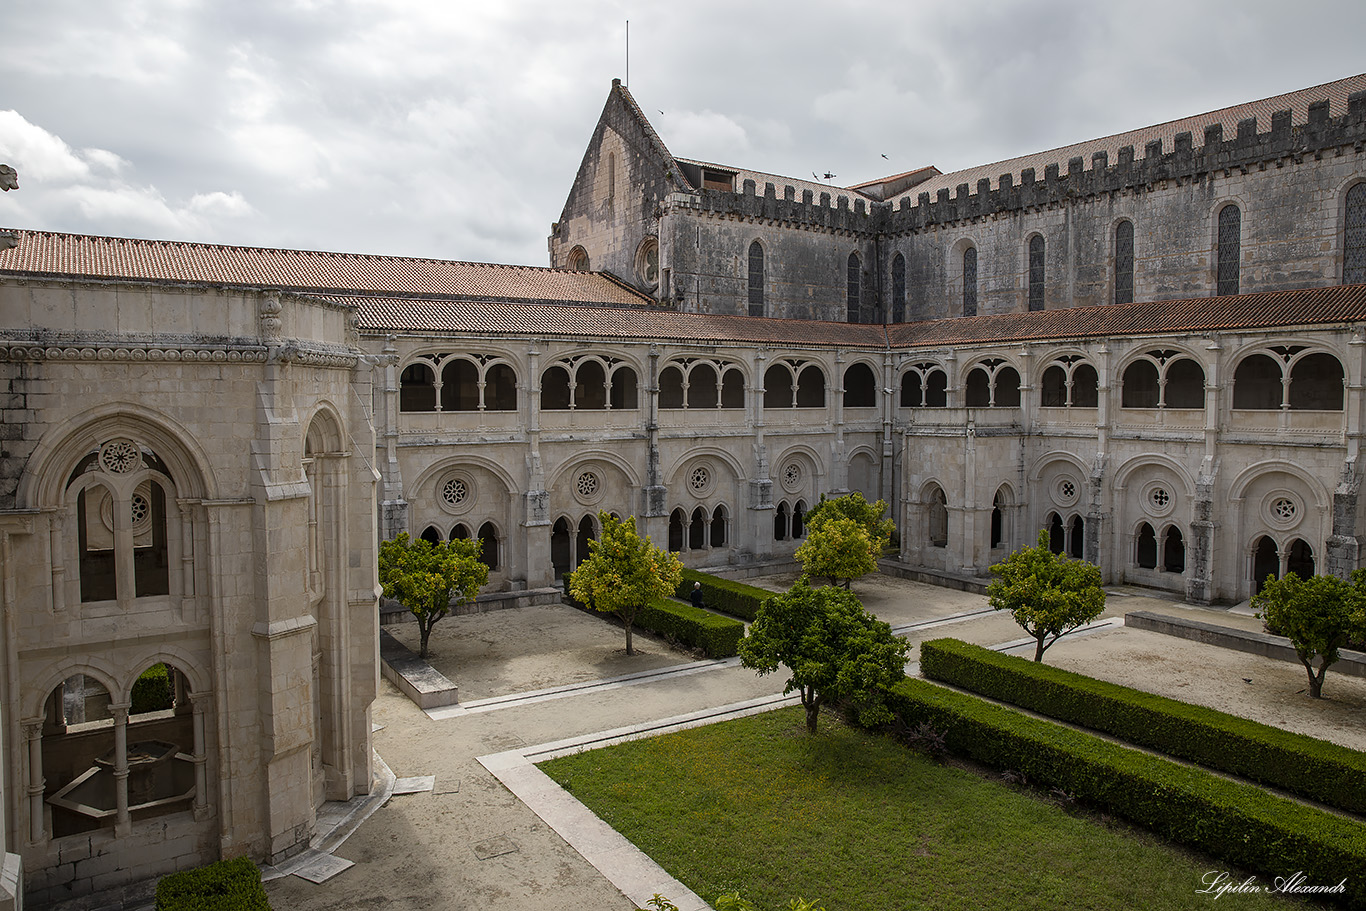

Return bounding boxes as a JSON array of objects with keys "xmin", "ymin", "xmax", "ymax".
[
  {"xmin": 1027, "ymin": 235, "xmax": 1045, "ymax": 311},
  {"xmin": 847, "ymin": 253, "xmax": 861, "ymax": 324},
  {"xmin": 1346, "ymin": 183, "xmax": 1366, "ymax": 285},
  {"xmin": 962, "ymin": 247, "xmax": 977, "ymax": 317},
  {"xmin": 748, "ymin": 241, "xmax": 765, "ymax": 317},
  {"xmin": 892, "ymin": 253, "xmax": 906, "ymax": 323},
  {"xmin": 1114, "ymin": 220, "xmax": 1134, "ymax": 305},
  {"xmin": 1217, "ymin": 204, "xmax": 1241, "ymax": 296}
]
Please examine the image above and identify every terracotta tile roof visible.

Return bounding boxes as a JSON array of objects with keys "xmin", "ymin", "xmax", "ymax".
[
  {"xmin": 0, "ymin": 229, "xmax": 654, "ymax": 307},
  {"xmin": 675, "ymin": 157, "xmax": 871, "ymax": 202},
  {"xmin": 349, "ymin": 295, "xmax": 890, "ymax": 347},
  {"xmin": 886, "ymin": 284, "xmax": 1366, "ymax": 348},
  {"xmin": 896, "ymin": 73, "xmax": 1366, "ymax": 204}
]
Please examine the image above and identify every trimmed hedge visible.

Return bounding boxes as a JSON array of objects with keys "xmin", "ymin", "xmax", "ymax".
[
  {"xmin": 156, "ymin": 856, "xmax": 271, "ymax": 911},
  {"xmin": 675, "ymin": 568, "xmax": 776, "ymax": 622},
  {"xmin": 131, "ymin": 663, "xmax": 173, "ymax": 715},
  {"xmin": 888, "ymin": 678, "xmax": 1366, "ymax": 907},
  {"xmin": 920, "ymin": 637, "xmax": 1366, "ymax": 816},
  {"xmin": 564, "ymin": 582, "xmax": 744, "ymax": 658}
]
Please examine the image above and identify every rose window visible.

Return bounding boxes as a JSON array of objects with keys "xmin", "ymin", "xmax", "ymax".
[
  {"xmin": 130, "ymin": 493, "xmax": 150, "ymax": 525},
  {"xmin": 1149, "ymin": 487, "xmax": 1170, "ymax": 509},
  {"xmin": 1061, "ymin": 480, "xmax": 1075, "ymax": 499},
  {"xmin": 442, "ymin": 478, "xmax": 468, "ymax": 508},
  {"xmin": 1272, "ymin": 497, "xmax": 1297, "ymax": 521},
  {"xmin": 689, "ymin": 465, "xmax": 711, "ymax": 494},
  {"xmin": 782, "ymin": 462, "xmax": 802, "ymax": 492},
  {"xmin": 99, "ymin": 439, "xmax": 141, "ymax": 474},
  {"xmin": 576, "ymin": 471, "xmax": 599, "ymax": 498}
]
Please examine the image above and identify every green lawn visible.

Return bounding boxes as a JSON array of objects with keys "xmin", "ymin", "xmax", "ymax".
[{"xmin": 540, "ymin": 707, "xmax": 1309, "ymax": 911}]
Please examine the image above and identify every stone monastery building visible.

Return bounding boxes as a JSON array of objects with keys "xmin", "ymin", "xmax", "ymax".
[{"xmin": 0, "ymin": 71, "xmax": 1364, "ymax": 904}]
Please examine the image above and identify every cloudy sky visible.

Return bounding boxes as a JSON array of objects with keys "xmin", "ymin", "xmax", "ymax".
[{"xmin": 1, "ymin": 1, "xmax": 1363, "ymax": 267}]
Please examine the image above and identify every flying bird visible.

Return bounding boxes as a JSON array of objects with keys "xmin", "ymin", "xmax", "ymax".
[{"xmin": 881, "ymin": 154, "xmax": 889, "ymax": 160}]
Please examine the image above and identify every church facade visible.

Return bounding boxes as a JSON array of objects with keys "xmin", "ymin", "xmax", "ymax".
[{"xmin": 0, "ymin": 71, "xmax": 1364, "ymax": 904}]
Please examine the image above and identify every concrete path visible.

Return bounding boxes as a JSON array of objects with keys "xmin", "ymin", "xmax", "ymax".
[{"xmin": 262, "ymin": 577, "xmax": 1366, "ymax": 911}]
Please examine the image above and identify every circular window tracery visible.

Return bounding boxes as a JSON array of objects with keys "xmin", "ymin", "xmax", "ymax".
[
  {"xmin": 1149, "ymin": 488, "xmax": 1170, "ymax": 509},
  {"xmin": 689, "ymin": 465, "xmax": 713, "ymax": 495},
  {"xmin": 1264, "ymin": 490, "xmax": 1303, "ymax": 530},
  {"xmin": 1053, "ymin": 476, "xmax": 1080, "ymax": 507},
  {"xmin": 1272, "ymin": 497, "xmax": 1296, "ymax": 521},
  {"xmin": 100, "ymin": 439, "xmax": 141, "ymax": 474},
  {"xmin": 1142, "ymin": 481, "xmax": 1177, "ymax": 518},
  {"xmin": 573, "ymin": 469, "xmax": 604, "ymax": 505},
  {"xmin": 781, "ymin": 461, "xmax": 803, "ymax": 493}
]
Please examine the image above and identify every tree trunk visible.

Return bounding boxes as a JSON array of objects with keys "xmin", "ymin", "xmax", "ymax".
[
  {"xmin": 419, "ymin": 618, "xmax": 433, "ymax": 659},
  {"xmin": 625, "ymin": 618, "xmax": 634, "ymax": 656},
  {"xmin": 1304, "ymin": 656, "xmax": 1332, "ymax": 698},
  {"xmin": 802, "ymin": 686, "xmax": 821, "ymax": 733},
  {"xmin": 1034, "ymin": 634, "xmax": 1046, "ymax": 662}
]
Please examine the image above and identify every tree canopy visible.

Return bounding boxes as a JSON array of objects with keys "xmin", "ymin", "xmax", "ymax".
[
  {"xmin": 378, "ymin": 533, "xmax": 488, "ymax": 658},
  {"xmin": 987, "ymin": 530, "xmax": 1106, "ymax": 662},
  {"xmin": 739, "ymin": 579, "xmax": 909, "ymax": 733},
  {"xmin": 1253, "ymin": 571, "xmax": 1366, "ymax": 698},
  {"xmin": 796, "ymin": 493, "xmax": 895, "ymax": 588},
  {"xmin": 569, "ymin": 512, "xmax": 683, "ymax": 655}
]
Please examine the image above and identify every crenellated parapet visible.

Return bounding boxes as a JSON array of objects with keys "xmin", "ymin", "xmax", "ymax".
[{"xmin": 662, "ymin": 179, "xmax": 880, "ymax": 238}]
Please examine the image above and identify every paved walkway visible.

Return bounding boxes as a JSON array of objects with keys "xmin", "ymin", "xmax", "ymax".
[{"xmin": 260, "ymin": 577, "xmax": 1364, "ymax": 911}]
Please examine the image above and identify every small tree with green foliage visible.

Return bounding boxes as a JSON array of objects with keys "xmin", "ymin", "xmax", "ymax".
[
  {"xmin": 378, "ymin": 533, "xmax": 487, "ymax": 658},
  {"xmin": 1253, "ymin": 571, "xmax": 1366, "ymax": 698},
  {"xmin": 805, "ymin": 492, "xmax": 894, "ymax": 551},
  {"xmin": 570, "ymin": 512, "xmax": 683, "ymax": 656},
  {"xmin": 987, "ymin": 530, "xmax": 1106, "ymax": 662},
  {"xmin": 796, "ymin": 492, "xmax": 895, "ymax": 588},
  {"xmin": 739, "ymin": 579, "xmax": 910, "ymax": 733}
]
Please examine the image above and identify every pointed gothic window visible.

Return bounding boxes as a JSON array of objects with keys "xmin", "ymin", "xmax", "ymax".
[
  {"xmin": 892, "ymin": 253, "xmax": 906, "ymax": 323},
  {"xmin": 1027, "ymin": 235, "xmax": 1045, "ymax": 311},
  {"xmin": 748, "ymin": 241, "xmax": 765, "ymax": 317},
  {"xmin": 962, "ymin": 247, "xmax": 977, "ymax": 317},
  {"xmin": 1115, "ymin": 220, "xmax": 1134, "ymax": 304},
  {"xmin": 1346, "ymin": 183, "xmax": 1366, "ymax": 285},
  {"xmin": 1217, "ymin": 204, "xmax": 1241, "ymax": 296},
  {"xmin": 847, "ymin": 252, "xmax": 861, "ymax": 324}
]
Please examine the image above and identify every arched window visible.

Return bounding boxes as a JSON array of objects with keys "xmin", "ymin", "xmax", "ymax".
[
  {"xmin": 1114, "ymin": 220, "xmax": 1134, "ymax": 305},
  {"xmin": 720, "ymin": 369, "xmax": 745, "ymax": 408},
  {"xmin": 1217, "ymin": 204, "xmax": 1241, "ymax": 296},
  {"xmin": 764, "ymin": 365, "xmax": 793, "ymax": 408},
  {"xmin": 1252, "ymin": 535, "xmax": 1278, "ymax": 594},
  {"xmin": 1346, "ymin": 183, "xmax": 1366, "ymax": 285},
  {"xmin": 659, "ymin": 366, "xmax": 685, "ymax": 409},
  {"xmin": 1163, "ymin": 358, "xmax": 1205, "ymax": 409},
  {"xmin": 478, "ymin": 522, "xmax": 499, "ymax": 570},
  {"xmin": 993, "ymin": 368, "xmax": 1021, "ymax": 408},
  {"xmin": 1068, "ymin": 515, "xmax": 1084, "ymax": 559},
  {"xmin": 690, "ymin": 508, "xmax": 708, "ymax": 550},
  {"xmin": 847, "ymin": 252, "xmax": 862, "ymax": 324},
  {"xmin": 793, "ymin": 500, "xmax": 807, "ymax": 539},
  {"xmin": 1027, "ymin": 235, "xmax": 1045, "ymax": 311},
  {"xmin": 774, "ymin": 501, "xmax": 790, "ymax": 541},
  {"xmin": 441, "ymin": 359, "xmax": 479, "ymax": 411},
  {"xmin": 420, "ymin": 526, "xmax": 441, "ymax": 544},
  {"xmin": 1071, "ymin": 364, "xmax": 1099, "ymax": 408},
  {"xmin": 1162, "ymin": 526, "xmax": 1185, "ymax": 574},
  {"xmin": 748, "ymin": 241, "xmax": 765, "ymax": 317},
  {"xmin": 669, "ymin": 508, "xmax": 686, "ymax": 552},
  {"xmin": 541, "ymin": 366, "xmax": 572, "ymax": 410},
  {"xmin": 450, "ymin": 524, "xmax": 470, "ymax": 540},
  {"xmin": 485, "ymin": 364, "xmax": 518, "ymax": 411},
  {"xmin": 962, "ymin": 247, "xmax": 978, "ymax": 317},
  {"xmin": 609, "ymin": 366, "xmax": 638, "ymax": 410},
  {"xmin": 843, "ymin": 364, "xmax": 877, "ymax": 408},
  {"xmin": 925, "ymin": 370, "xmax": 947, "ymax": 407},
  {"xmin": 399, "ymin": 363, "xmax": 437, "ymax": 412},
  {"xmin": 1048, "ymin": 513, "xmax": 1065, "ymax": 554},
  {"xmin": 567, "ymin": 246, "xmax": 590, "ymax": 271},
  {"xmin": 575, "ymin": 516, "xmax": 596, "ymax": 568},
  {"xmin": 1041, "ymin": 365, "xmax": 1068, "ymax": 407},
  {"xmin": 901, "ymin": 371, "xmax": 924, "ymax": 407},
  {"xmin": 687, "ymin": 364, "xmax": 719, "ymax": 409},
  {"xmin": 965, "ymin": 369, "xmax": 991, "ymax": 408},
  {"xmin": 552, "ymin": 517, "xmax": 572, "ymax": 577},
  {"xmin": 965, "ymin": 361, "xmax": 1019, "ymax": 407},
  {"xmin": 1136, "ymin": 523, "xmax": 1158, "ymax": 569},
  {"xmin": 1122, "ymin": 355, "xmax": 1204, "ymax": 409},
  {"xmin": 710, "ymin": 506, "xmax": 728, "ymax": 547},
  {"xmin": 795, "ymin": 366, "xmax": 826, "ymax": 408},
  {"xmin": 892, "ymin": 253, "xmax": 906, "ymax": 323},
  {"xmin": 1287, "ymin": 538, "xmax": 1315, "ymax": 580},
  {"xmin": 1121, "ymin": 360, "xmax": 1160, "ymax": 408},
  {"xmin": 1288, "ymin": 353, "xmax": 1344, "ymax": 410},
  {"xmin": 990, "ymin": 490, "xmax": 1005, "ymax": 549},
  {"xmin": 576, "ymin": 361, "xmax": 607, "ymax": 410},
  {"xmin": 928, "ymin": 488, "xmax": 948, "ymax": 548},
  {"xmin": 1233, "ymin": 354, "xmax": 1284, "ymax": 409}
]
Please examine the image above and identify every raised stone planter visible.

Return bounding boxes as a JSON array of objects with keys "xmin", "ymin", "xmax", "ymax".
[
  {"xmin": 379, "ymin": 629, "xmax": 459, "ymax": 709},
  {"xmin": 1124, "ymin": 610, "xmax": 1366, "ymax": 678}
]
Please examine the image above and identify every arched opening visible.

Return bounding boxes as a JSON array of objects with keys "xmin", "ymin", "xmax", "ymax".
[
  {"xmin": 1071, "ymin": 364, "xmax": 1099, "ymax": 408},
  {"xmin": 449, "ymin": 523, "xmax": 470, "ymax": 540},
  {"xmin": 720, "ymin": 369, "xmax": 745, "ymax": 408},
  {"xmin": 1164, "ymin": 358, "xmax": 1205, "ymax": 409},
  {"xmin": 1114, "ymin": 220, "xmax": 1134, "ymax": 305},
  {"xmin": 711, "ymin": 506, "xmax": 728, "ymax": 547},
  {"xmin": 1346, "ymin": 182, "xmax": 1366, "ymax": 284},
  {"xmin": 609, "ymin": 366, "xmax": 639, "ymax": 410},
  {"xmin": 847, "ymin": 252, "xmax": 862, "ymax": 324},
  {"xmin": 1121, "ymin": 361, "xmax": 1160, "ymax": 408},
  {"xmin": 891, "ymin": 253, "xmax": 906, "ymax": 323},
  {"xmin": 485, "ymin": 364, "xmax": 518, "ymax": 411},
  {"xmin": 576, "ymin": 361, "xmax": 607, "ymax": 410},
  {"xmin": 478, "ymin": 522, "xmax": 499, "ymax": 571},
  {"xmin": 774, "ymin": 501, "xmax": 790, "ymax": 541},
  {"xmin": 965, "ymin": 369, "xmax": 991, "ymax": 408},
  {"xmin": 990, "ymin": 489, "xmax": 1005, "ymax": 549},
  {"xmin": 994, "ymin": 367, "xmax": 1021, "ymax": 408},
  {"xmin": 689, "ymin": 507, "xmax": 708, "ymax": 550},
  {"xmin": 659, "ymin": 366, "xmax": 685, "ymax": 409},
  {"xmin": 1233, "ymin": 354, "xmax": 1283, "ymax": 409},
  {"xmin": 1252, "ymin": 536, "xmax": 1279, "ymax": 594},
  {"xmin": 764, "ymin": 366, "xmax": 793, "ymax": 408},
  {"xmin": 1041, "ymin": 365, "xmax": 1068, "ymax": 407},
  {"xmin": 551, "ymin": 518, "xmax": 572, "ymax": 578},
  {"xmin": 900, "ymin": 371, "xmax": 924, "ymax": 408},
  {"xmin": 843, "ymin": 364, "xmax": 877, "ymax": 408},
  {"xmin": 1162, "ymin": 526, "xmax": 1185, "ymax": 573},
  {"xmin": 1217, "ymin": 204, "xmax": 1241, "ymax": 296},
  {"xmin": 1288, "ymin": 353, "xmax": 1344, "ymax": 410},
  {"xmin": 441, "ymin": 359, "xmax": 479, "ymax": 411},
  {"xmin": 1068, "ymin": 515, "xmax": 1084, "ymax": 559},
  {"xmin": 669, "ymin": 508, "xmax": 686, "ymax": 552},
  {"xmin": 793, "ymin": 500, "xmax": 807, "ymax": 539},
  {"xmin": 1287, "ymin": 539, "xmax": 1315, "ymax": 580},
  {"xmin": 687, "ymin": 364, "xmax": 719, "ymax": 409},
  {"xmin": 399, "ymin": 363, "xmax": 437, "ymax": 412},
  {"xmin": 962, "ymin": 247, "xmax": 978, "ymax": 317},
  {"xmin": 541, "ymin": 366, "xmax": 572, "ymax": 410},
  {"xmin": 420, "ymin": 526, "xmax": 442, "ymax": 545},
  {"xmin": 748, "ymin": 241, "xmax": 765, "ymax": 317},
  {"xmin": 1027, "ymin": 234, "xmax": 1045, "ymax": 311},
  {"xmin": 575, "ymin": 516, "xmax": 596, "ymax": 568},
  {"xmin": 1136, "ymin": 523, "xmax": 1157, "ymax": 569},
  {"xmin": 795, "ymin": 366, "xmax": 826, "ymax": 408},
  {"xmin": 925, "ymin": 370, "xmax": 947, "ymax": 407},
  {"xmin": 1047, "ymin": 513, "xmax": 1065, "ymax": 555},
  {"xmin": 928, "ymin": 488, "xmax": 948, "ymax": 548},
  {"xmin": 567, "ymin": 246, "xmax": 589, "ymax": 271}
]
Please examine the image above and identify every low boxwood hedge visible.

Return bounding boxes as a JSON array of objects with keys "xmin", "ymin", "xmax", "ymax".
[
  {"xmin": 675, "ymin": 568, "xmax": 776, "ymax": 622},
  {"xmin": 156, "ymin": 856, "xmax": 271, "ymax": 911},
  {"xmin": 564, "ymin": 582, "xmax": 744, "ymax": 658},
  {"xmin": 888, "ymin": 677, "xmax": 1366, "ymax": 907},
  {"xmin": 920, "ymin": 637, "xmax": 1366, "ymax": 815},
  {"xmin": 131, "ymin": 663, "xmax": 173, "ymax": 714}
]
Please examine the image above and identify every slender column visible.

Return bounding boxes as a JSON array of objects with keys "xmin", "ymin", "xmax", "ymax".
[
  {"xmin": 190, "ymin": 694, "xmax": 210, "ymax": 820},
  {"xmin": 110, "ymin": 704, "xmax": 130, "ymax": 835},
  {"xmin": 49, "ymin": 513, "xmax": 66, "ymax": 613},
  {"xmin": 23, "ymin": 721, "xmax": 45, "ymax": 845}
]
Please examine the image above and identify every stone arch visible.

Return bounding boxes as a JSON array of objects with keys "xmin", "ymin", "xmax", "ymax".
[
  {"xmin": 23, "ymin": 660, "xmax": 123, "ymax": 720},
  {"xmin": 1333, "ymin": 175, "xmax": 1366, "ymax": 284},
  {"xmin": 842, "ymin": 361, "xmax": 879, "ymax": 408},
  {"xmin": 409, "ymin": 453, "xmax": 520, "ymax": 503},
  {"xmin": 663, "ymin": 447, "xmax": 747, "ymax": 492},
  {"xmin": 847, "ymin": 445, "xmax": 880, "ymax": 501},
  {"xmin": 548, "ymin": 451, "xmax": 644, "ymax": 493},
  {"xmin": 1227, "ymin": 460, "xmax": 1330, "ymax": 511},
  {"xmin": 115, "ymin": 646, "xmax": 210, "ymax": 704},
  {"xmin": 303, "ymin": 402, "xmax": 346, "ymax": 455},
  {"xmin": 1113, "ymin": 454, "xmax": 1196, "ymax": 496}
]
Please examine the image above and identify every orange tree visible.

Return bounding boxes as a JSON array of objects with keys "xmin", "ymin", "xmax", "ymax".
[
  {"xmin": 378, "ymin": 533, "xmax": 487, "ymax": 658},
  {"xmin": 570, "ymin": 512, "xmax": 683, "ymax": 655}
]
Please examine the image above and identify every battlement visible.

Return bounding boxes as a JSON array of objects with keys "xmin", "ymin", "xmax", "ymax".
[{"xmin": 663, "ymin": 90, "xmax": 1366, "ymax": 237}]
